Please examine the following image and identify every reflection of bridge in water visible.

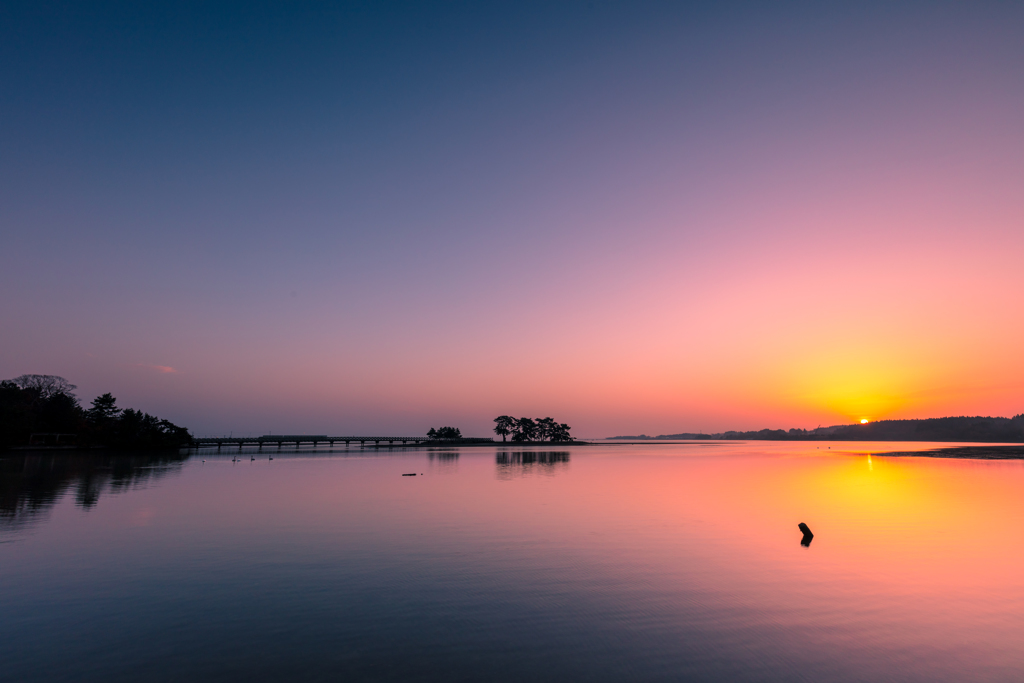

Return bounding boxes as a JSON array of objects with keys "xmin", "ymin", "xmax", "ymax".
[{"xmin": 191, "ymin": 435, "xmax": 429, "ymax": 451}]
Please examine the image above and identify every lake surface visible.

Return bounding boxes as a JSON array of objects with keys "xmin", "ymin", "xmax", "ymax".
[{"xmin": 3, "ymin": 442, "xmax": 1024, "ymax": 682}]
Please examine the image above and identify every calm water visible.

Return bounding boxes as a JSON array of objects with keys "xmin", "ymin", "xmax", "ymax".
[{"xmin": 3, "ymin": 442, "xmax": 1024, "ymax": 682}]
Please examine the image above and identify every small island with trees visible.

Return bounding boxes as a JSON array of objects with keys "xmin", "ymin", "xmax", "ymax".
[
  {"xmin": 427, "ymin": 426, "xmax": 462, "ymax": 440},
  {"xmin": 419, "ymin": 417, "xmax": 576, "ymax": 444},
  {"xmin": 493, "ymin": 416, "xmax": 574, "ymax": 442}
]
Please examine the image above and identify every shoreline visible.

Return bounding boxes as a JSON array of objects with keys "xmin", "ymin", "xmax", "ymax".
[
  {"xmin": 366, "ymin": 440, "xmax": 592, "ymax": 448},
  {"xmin": 872, "ymin": 445, "xmax": 1024, "ymax": 459},
  {"xmin": 8, "ymin": 440, "xmax": 1024, "ymax": 462}
]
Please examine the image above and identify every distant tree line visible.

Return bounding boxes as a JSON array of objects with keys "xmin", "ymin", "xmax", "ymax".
[
  {"xmin": 0, "ymin": 375, "xmax": 191, "ymax": 451},
  {"xmin": 818, "ymin": 416, "xmax": 1024, "ymax": 442},
  {"xmin": 611, "ymin": 415, "xmax": 1024, "ymax": 443},
  {"xmin": 493, "ymin": 416, "xmax": 573, "ymax": 442}
]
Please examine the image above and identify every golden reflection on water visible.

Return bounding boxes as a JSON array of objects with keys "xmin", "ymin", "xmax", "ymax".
[{"xmin": 3, "ymin": 442, "xmax": 1024, "ymax": 681}]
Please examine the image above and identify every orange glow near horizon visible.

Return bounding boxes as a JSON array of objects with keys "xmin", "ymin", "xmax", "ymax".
[{"xmin": 4, "ymin": 3, "xmax": 1024, "ymax": 438}]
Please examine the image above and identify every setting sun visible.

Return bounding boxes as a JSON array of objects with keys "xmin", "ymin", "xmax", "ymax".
[{"xmin": 861, "ymin": 419, "xmax": 869, "ymax": 424}]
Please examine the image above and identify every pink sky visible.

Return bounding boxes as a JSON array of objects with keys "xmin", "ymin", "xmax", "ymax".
[{"xmin": 2, "ymin": 4, "xmax": 1022, "ymax": 436}]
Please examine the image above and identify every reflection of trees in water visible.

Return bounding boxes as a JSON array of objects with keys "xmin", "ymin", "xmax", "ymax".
[
  {"xmin": 0, "ymin": 452, "xmax": 187, "ymax": 529},
  {"xmin": 495, "ymin": 451, "xmax": 570, "ymax": 479},
  {"xmin": 428, "ymin": 450, "xmax": 459, "ymax": 474}
]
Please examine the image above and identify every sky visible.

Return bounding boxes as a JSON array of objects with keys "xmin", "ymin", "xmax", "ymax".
[{"xmin": 2, "ymin": 1, "xmax": 1023, "ymax": 438}]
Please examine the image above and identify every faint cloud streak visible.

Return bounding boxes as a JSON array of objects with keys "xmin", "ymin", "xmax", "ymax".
[{"xmin": 136, "ymin": 364, "xmax": 179, "ymax": 374}]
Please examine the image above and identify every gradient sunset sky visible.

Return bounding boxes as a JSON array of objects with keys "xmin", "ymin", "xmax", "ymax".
[{"xmin": 2, "ymin": 2, "xmax": 1022, "ymax": 437}]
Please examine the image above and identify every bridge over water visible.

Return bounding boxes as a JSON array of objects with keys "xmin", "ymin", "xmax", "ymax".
[{"xmin": 191, "ymin": 435, "xmax": 434, "ymax": 451}]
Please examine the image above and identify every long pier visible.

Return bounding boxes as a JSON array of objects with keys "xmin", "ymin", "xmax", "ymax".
[{"xmin": 191, "ymin": 435, "xmax": 431, "ymax": 451}]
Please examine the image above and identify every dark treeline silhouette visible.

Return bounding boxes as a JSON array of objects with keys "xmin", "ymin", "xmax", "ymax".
[
  {"xmin": 493, "ymin": 416, "xmax": 573, "ymax": 442},
  {"xmin": 0, "ymin": 375, "xmax": 191, "ymax": 451},
  {"xmin": 427, "ymin": 426, "xmax": 462, "ymax": 440},
  {"xmin": 612, "ymin": 415, "xmax": 1024, "ymax": 442},
  {"xmin": 1, "ymin": 451, "xmax": 188, "ymax": 528}
]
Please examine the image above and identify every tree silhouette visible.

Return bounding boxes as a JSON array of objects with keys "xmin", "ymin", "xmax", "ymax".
[
  {"xmin": 10, "ymin": 375, "xmax": 77, "ymax": 400},
  {"xmin": 511, "ymin": 417, "xmax": 538, "ymax": 442},
  {"xmin": 88, "ymin": 393, "xmax": 121, "ymax": 423},
  {"xmin": 493, "ymin": 415, "xmax": 516, "ymax": 442},
  {"xmin": 549, "ymin": 422, "xmax": 573, "ymax": 442},
  {"xmin": 497, "ymin": 415, "xmax": 573, "ymax": 442},
  {"xmin": 535, "ymin": 417, "xmax": 556, "ymax": 440}
]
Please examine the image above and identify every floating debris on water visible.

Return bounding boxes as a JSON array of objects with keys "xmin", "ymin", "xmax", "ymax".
[{"xmin": 798, "ymin": 522, "xmax": 814, "ymax": 547}]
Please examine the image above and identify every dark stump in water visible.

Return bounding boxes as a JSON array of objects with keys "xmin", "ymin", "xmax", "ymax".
[{"xmin": 798, "ymin": 522, "xmax": 814, "ymax": 547}]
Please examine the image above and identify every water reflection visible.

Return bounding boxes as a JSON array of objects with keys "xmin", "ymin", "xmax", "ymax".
[
  {"xmin": 4, "ymin": 443, "xmax": 1024, "ymax": 682},
  {"xmin": 427, "ymin": 450, "xmax": 459, "ymax": 474},
  {"xmin": 0, "ymin": 452, "xmax": 187, "ymax": 529},
  {"xmin": 495, "ymin": 450, "xmax": 570, "ymax": 479},
  {"xmin": 428, "ymin": 451, "xmax": 459, "ymax": 461}
]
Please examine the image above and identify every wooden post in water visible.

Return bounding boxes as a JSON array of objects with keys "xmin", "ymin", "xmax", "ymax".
[{"xmin": 798, "ymin": 522, "xmax": 814, "ymax": 547}]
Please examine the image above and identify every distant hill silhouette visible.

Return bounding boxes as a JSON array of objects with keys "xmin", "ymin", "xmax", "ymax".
[{"xmin": 612, "ymin": 415, "xmax": 1024, "ymax": 442}]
